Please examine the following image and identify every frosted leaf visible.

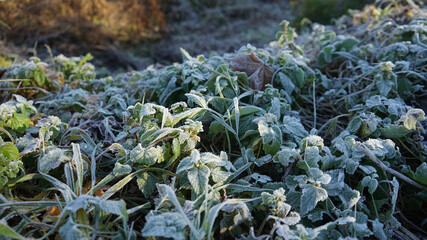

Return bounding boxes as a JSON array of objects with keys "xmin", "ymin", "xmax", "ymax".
[
  {"xmin": 300, "ymin": 184, "xmax": 328, "ymax": 215},
  {"xmin": 38, "ymin": 147, "xmax": 68, "ymax": 173},
  {"xmin": 274, "ymin": 147, "xmax": 299, "ymax": 167},
  {"xmin": 282, "ymin": 116, "xmax": 308, "ymax": 139},
  {"xmin": 142, "ymin": 212, "xmax": 187, "ymax": 240},
  {"xmin": 188, "ymin": 165, "xmax": 210, "ymax": 194}
]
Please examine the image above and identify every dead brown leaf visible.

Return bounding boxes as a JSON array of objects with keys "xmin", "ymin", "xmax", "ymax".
[
  {"xmin": 45, "ymin": 206, "xmax": 61, "ymax": 216},
  {"xmin": 229, "ymin": 53, "xmax": 274, "ymax": 90}
]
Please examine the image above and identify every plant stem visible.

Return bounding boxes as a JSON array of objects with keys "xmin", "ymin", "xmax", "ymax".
[{"xmin": 356, "ymin": 142, "xmax": 427, "ymax": 190}]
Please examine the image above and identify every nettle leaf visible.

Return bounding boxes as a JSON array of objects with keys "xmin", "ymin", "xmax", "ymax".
[
  {"xmin": 361, "ymin": 176, "xmax": 378, "ymax": 194},
  {"xmin": 231, "ymin": 106, "xmax": 262, "ymax": 120},
  {"xmin": 137, "ymin": 172, "xmax": 158, "ymax": 198},
  {"xmin": 222, "ymin": 202, "xmax": 252, "ymax": 226},
  {"xmin": 112, "ymin": 163, "xmax": 132, "ymax": 177},
  {"xmin": 339, "ymin": 185, "xmax": 360, "ymax": 209},
  {"xmin": 323, "ymin": 169, "xmax": 345, "ymax": 196},
  {"xmin": 128, "ymin": 103, "xmax": 156, "ymax": 122},
  {"xmin": 300, "ymin": 184, "xmax": 328, "ymax": 215},
  {"xmin": 261, "ymin": 188, "xmax": 286, "ymax": 208},
  {"xmin": 258, "ymin": 119, "xmax": 282, "ymax": 155},
  {"xmin": 273, "ymin": 148, "xmax": 299, "ymax": 167},
  {"xmin": 282, "ymin": 116, "xmax": 308, "ymax": 139},
  {"xmin": 301, "ymin": 135, "xmax": 324, "ymax": 151},
  {"xmin": 376, "ymin": 79, "xmax": 393, "ymax": 96},
  {"xmin": 130, "ymin": 144, "xmax": 162, "ymax": 166},
  {"xmin": 16, "ymin": 134, "xmax": 41, "ymax": 155},
  {"xmin": 250, "ymin": 173, "xmax": 272, "ymax": 184},
  {"xmin": 188, "ymin": 165, "xmax": 210, "ymax": 194},
  {"xmin": 363, "ymin": 139, "xmax": 396, "ymax": 159},
  {"xmin": 142, "ymin": 212, "xmax": 187, "ymax": 240},
  {"xmin": 344, "ymin": 157, "xmax": 360, "ymax": 175},
  {"xmin": 308, "ymin": 168, "xmax": 331, "ymax": 185},
  {"xmin": 307, "ymin": 209, "xmax": 326, "ymax": 222},
  {"xmin": 59, "ymin": 218, "xmax": 86, "ymax": 240},
  {"xmin": 297, "ymin": 146, "xmax": 321, "ymax": 170},
  {"xmin": 38, "ymin": 147, "xmax": 67, "ymax": 173},
  {"xmin": 277, "ymin": 72, "xmax": 295, "ymax": 96},
  {"xmin": 176, "ymin": 156, "xmax": 195, "ymax": 174},
  {"xmin": 185, "ymin": 92, "xmax": 207, "ymax": 108},
  {"xmin": 254, "ymin": 154, "xmax": 272, "ymax": 167},
  {"xmin": 211, "ymin": 168, "xmax": 232, "ymax": 184},
  {"xmin": 98, "ymin": 199, "xmax": 127, "ymax": 219},
  {"xmin": 65, "ymin": 195, "xmax": 91, "ymax": 212},
  {"xmin": 171, "ymin": 108, "xmax": 205, "ymax": 126},
  {"xmin": 371, "ymin": 219, "xmax": 387, "ymax": 240}
]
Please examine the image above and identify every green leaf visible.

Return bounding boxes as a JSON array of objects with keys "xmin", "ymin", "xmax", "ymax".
[
  {"xmin": 5, "ymin": 113, "xmax": 30, "ymax": 132},
  {"xmin": 297, "ymin": 146, "xmax": 320, "ymax": 170},
  {"xmin": 300, "ymin": 184, "xmax": 328, "ymax": 215},
  {"xmin": 171, "ymin": 108, "xmax": 205, "ymax": 126},
  {"xmin": 59, "ymin": 218, "xmax": 85, "ymax": 240},
  {"xmin": 414, "ymin": 163, "xmax": 427, "ymax": 185},
  {"xmin": 65, "ymin": 195, "xmax": 90, "ymax": 212},
  {"xmin": 0, "ymin": 142, "xmax": 20, "ymax": 161},
  {"xmin": 38, "ymin": 147, "xmax": 66, "ymax": 173},
  {"xmin": 368, "ymin": 178, "xmax": 378, "ymax": 194},
  {"xmin": 112, "ymin": 163, "xmax": 132, "ymax": 177},
  {"xmin": 371, "ymin": 219, "xmax": 387, "ymax": 240},
  {"xmin": 209, "ymin": 121, "xmax": 224, "ymax": 133},
  {"xmin": 339, "ymin": 184, "xmax": 360, "ymax": 209},
  {"xmin": 130, "ymin": 144, "xmax": 162, "ymax": 166},
  {"xmin": 258, "ymin": 120, "xmax": 282, "ymax": 155},
  {"xmin": 142, "ymin": 212, "xmax": 187, "ymax": 240},
  {"xmin": 282, "ymin": 116, "xmax": 308, "ymax": 138},
  {"xmin": 98, "ymin": 199, "xmax": 128, "ymax": 219},
  {"xmin": 33, "ymin": 68, "xmax": 47, "ymax": 86},
  {"xmin": 380, "ymin": 125, "xmax": 410, "ymax": 138},
  {"xmin": 187, "ymin": 165, "xmax": 210, "ymax": 194},
  {"xmin": 137, "ymin": 172, "xmax": 158, "ymax": 198},
  {"xmin": 347, "ymin": 117, "xmax": 362, "ymax": 134},
  {"xmin": 0, "ymin": 220, "xmax": 26, "ymax": 240},
  {"xmin": 376, "ymin": 79, "xmax": 393, "ymax": 96},
  {"xmin": 339, "ymin": 38, "xmax": 359, "ymax": 50},
  {"xmin": 231, "ymin": 106, "xmax": 261, "ymax": 120}
]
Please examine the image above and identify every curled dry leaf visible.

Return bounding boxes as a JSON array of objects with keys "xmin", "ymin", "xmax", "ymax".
[
  {"xmin": 45, "ymin": 206, "xmax": 61, "ymax": 217},
  {"xmin": 229, "ymin": 53, "xmax": 274, "ymax": 90}
]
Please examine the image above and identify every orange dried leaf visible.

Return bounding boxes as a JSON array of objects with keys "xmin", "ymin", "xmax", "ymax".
[
  {"xmin": 229, "ymin": 53, "xmax": 274, "ymax": 90},
  {"xmin": 46, "ymin": 206, "xmax": 61, "ymax": 216}
]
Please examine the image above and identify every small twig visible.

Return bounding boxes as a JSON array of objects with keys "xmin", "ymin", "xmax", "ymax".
[
  {"xmin": 146, "ymin": 135, "xmax": 176, "ymax": 149},
  {"xmin": 0, "ymin": 87, "xmax": 52, "ymax": 95},
  {"xmin": 399, "ymin": 225, "xmax": 421, "ymax": 240},
  {"xmin": 356, "ymin": 142, "xmax": 427, "ymax": 190},
  {"xmin": 256, "ymin": 214, "xmax": 269, "ymax": 237},
  {"xmin": 0, "ymin": 127, "xmax": 15, "ymax": 144},
  {"xmin": 282, "ymin": 155, "xmax": 300, "ymax": 182},
  {"xmin": 397, "ymin": 211, "xmax": 427, "ymax": 237}
]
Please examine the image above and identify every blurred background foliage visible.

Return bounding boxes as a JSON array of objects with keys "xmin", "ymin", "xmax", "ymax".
[
  {"xmin": 290, "ymin": 0, "xmax": 373, "ymax": 25},
  {"xmin": 0, "ymin": 0, "xmax": 373, "ymax": 70}
]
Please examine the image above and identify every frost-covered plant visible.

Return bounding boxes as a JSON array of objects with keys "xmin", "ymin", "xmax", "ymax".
[
  {"xmin": 1, "ymin": 1, "xmax": 426, "ymax": 239},
  {"xmin": 0, "ymin": 137, "xmax": 22, "ymax": 189}
]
